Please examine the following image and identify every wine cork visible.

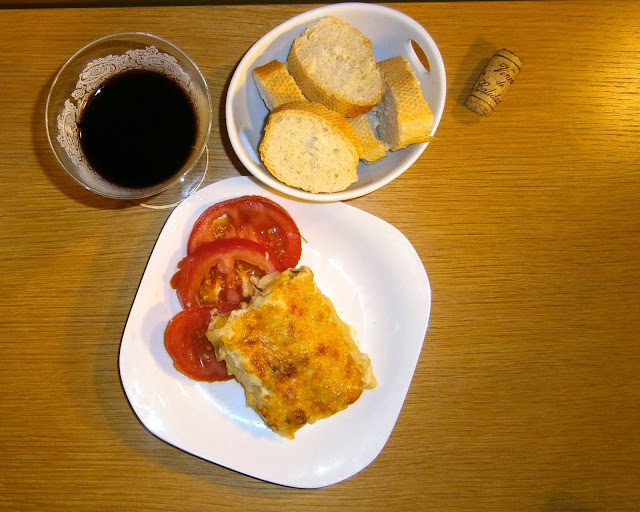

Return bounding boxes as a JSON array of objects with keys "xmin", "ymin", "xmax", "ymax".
[{"xmin": 465, "ymin": 49, "xmax": 523, "ymax": 116}]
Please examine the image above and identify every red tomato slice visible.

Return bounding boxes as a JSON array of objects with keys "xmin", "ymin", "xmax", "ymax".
[
  {"xmin": 186, "ymin": 195, "xmax": 302, "ymax": 269},
  {"xmin": 164, "ymin": 305, "xmax": 233, "ymax": 382},
  {"xmin": 171, "ymin": 238, "xmax": 280, "ymax": 310}
]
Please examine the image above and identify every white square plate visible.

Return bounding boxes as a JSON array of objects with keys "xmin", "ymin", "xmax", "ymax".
[{"xmin": 119, "ymin": 176, "xmax": 431, "ymax": 487}]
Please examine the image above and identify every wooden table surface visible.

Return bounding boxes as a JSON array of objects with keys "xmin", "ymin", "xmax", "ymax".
[{"xmin": 1, "ymin": 1, "xmax": 639, "ymax": 510}]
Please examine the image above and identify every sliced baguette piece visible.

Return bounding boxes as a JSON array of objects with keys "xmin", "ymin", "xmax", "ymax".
[
  {"xmin": 287, "ymin": 16, "xmax": 384, "ymax": 118},
  {"xmin": 252, "ymin": 59, "xmax": 307, "ymax": 110},
  {"xmin": 259, "ymin": 101, "xmax": 362, "ymax": 193},
  {"xmin": 349, "ymin": 111, "xmax": 388, "ymax": 164},
  {"xmin": 374, "ymin": 55, "xmax": 434, "ymax": 151}
]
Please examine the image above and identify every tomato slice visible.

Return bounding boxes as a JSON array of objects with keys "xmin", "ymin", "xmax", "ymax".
[
  {"xmin": 171, "ymin": 238, "xmax": 280, "ymax": 310},
  {"xmin": 164, "ymin": 305, "xmax": 233, "ymax": 382},
  {"xmin": 186, "ymin": 195, "xmax": 302, "ymax": 269}
]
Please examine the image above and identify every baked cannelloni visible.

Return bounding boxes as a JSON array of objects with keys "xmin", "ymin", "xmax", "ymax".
[{"xmin": 206, "ymin": 266, "xmax": 375, "ymax": 438}]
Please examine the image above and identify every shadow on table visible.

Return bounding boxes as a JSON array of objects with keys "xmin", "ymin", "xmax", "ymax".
[{"xmin": 452, "ymin": 37, "xmax": 492, "ymax": 126}]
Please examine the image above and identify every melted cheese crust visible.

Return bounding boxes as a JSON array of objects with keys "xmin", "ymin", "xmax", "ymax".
[{"xmin": 207, "ymin": 266, "xmax": 375, "ymax": 439}]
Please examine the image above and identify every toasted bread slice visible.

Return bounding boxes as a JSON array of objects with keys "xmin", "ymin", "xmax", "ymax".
[
  {"xmin": 207, "ymin": 267, "xmax": 376, "ymax": 439},
  {"xmin": 349, "ymin": 111, "xmax": 388, "ymax": 163},
  {"xmin": 259, "ymin": 101, "xmax": 362, "ymax": 193},
  {"xmin": 252, "ymin": 59, "xmax": 307, "ymax": 110},
  {"xmin": 373, "ymin": 56, "xmax": 434, "ymax": 151},
  {"xmin": 287, "ymin": 17, "xmax": 384, "ymax": 118}
]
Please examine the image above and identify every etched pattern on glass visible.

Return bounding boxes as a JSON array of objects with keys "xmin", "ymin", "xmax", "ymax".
[{"xmin": 57, "ymin": 46, "xmax": 195, "ymax": 174}]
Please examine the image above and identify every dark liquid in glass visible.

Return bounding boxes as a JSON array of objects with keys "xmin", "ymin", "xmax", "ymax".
[{"xmin": 78, "ymin": 69, "xmax": 197, "ymax": 189}]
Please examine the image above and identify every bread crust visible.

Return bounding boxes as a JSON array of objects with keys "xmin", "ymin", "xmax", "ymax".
[
  {"xmin": 374, "ymin": 56, "xmax": 434, "ymax": 151},
  {"xmin": 349, "ymin": 112, "xmax": 388, "ymax": 163},
  {"xmin": 252, "ymin": 59, "xmax": 307, "ymax": 110}
]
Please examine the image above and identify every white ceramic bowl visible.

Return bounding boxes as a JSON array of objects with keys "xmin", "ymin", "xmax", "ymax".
[{"xmin": 225, "ymin": 2, "xmax": 447, "ymax": 202}]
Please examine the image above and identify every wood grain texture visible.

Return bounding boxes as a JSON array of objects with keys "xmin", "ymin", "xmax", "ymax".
[{"xmin": 0, "ymin": 2, "xmax": 639, "ymax": 511}]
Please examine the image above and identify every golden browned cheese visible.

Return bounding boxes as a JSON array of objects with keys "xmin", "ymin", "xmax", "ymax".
[{"xmin": 207, "ymin": 266, "xmax": 376, "ymax": 439}]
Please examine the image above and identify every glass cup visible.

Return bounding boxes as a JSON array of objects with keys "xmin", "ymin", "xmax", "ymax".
[{"xmin": 45, "ymin": 32, "xmax": 212, "ymax": 209}]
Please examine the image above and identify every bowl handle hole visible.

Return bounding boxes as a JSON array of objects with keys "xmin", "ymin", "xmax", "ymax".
[{"xmin": 410, "ymin": 40, "xmax": 430, "ymax": 73}]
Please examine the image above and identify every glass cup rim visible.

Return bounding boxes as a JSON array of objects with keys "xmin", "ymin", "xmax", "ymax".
[{"xmin": 45, "ymin": 31, "xmax": 213, "ymax": 200}]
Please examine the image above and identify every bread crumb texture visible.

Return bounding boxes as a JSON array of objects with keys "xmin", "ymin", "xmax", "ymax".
[
  {"xmin": 287, "ymin": 16, "xmax": 384, "ymax": 118},
  {"xmin": 259, "ymin": 101, "xmax": 361, "ymax": 193}
]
